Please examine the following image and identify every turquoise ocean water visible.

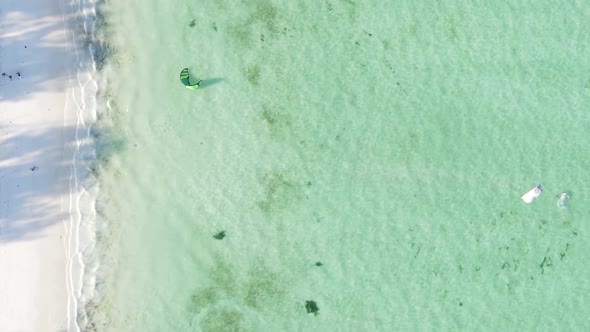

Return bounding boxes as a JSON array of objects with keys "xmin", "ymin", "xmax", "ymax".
[{"xmin": 83, "ymin": 1, "xmax": 590, "ymax": 331}]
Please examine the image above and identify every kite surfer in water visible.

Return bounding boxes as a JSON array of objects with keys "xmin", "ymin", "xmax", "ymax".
[{"xmin": 179, "ymin": 68, "xmax": 202, "ymax": 90}]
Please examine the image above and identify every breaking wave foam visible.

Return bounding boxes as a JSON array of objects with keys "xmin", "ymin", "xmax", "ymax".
[{"xmin": 60, "ymin": 0, "xmax": 109, "ymax": 330}]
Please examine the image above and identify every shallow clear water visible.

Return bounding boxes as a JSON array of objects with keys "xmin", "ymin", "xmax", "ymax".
[{"xmin": 88, "ymin": 1, "xmax": 590, "ymax": 330}]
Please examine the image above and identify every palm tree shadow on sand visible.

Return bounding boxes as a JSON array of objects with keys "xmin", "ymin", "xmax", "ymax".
[{"xmin": 198, "ymin": 77, "xmax": 224, "ymax": 89}]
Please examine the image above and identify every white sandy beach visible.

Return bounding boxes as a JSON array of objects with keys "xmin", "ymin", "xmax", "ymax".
[{"xmin": 0, "ymin": 0, "xmax": 90, "ymax": 330}]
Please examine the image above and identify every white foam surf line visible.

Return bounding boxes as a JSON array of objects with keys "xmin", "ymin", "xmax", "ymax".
[
  {"xmin": 58, "ymin": 1, "xmax": 79, "ymax": 330},
  {"xmin": 60, "ymin": 0, "xmax": 100, "ymax": 330}
]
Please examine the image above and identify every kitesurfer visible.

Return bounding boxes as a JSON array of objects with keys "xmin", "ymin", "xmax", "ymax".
[{"xmin": 179, "ymin": 68, "xmax": 202, "ymax": 90}]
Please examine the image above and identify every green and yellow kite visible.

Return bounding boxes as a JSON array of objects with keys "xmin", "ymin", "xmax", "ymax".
[{"xmin": 179, "ymin": 68, "xmax": 202, "ymax": 90}]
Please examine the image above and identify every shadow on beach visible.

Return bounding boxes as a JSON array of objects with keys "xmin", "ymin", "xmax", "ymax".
[
  {"xmin": 0, "ymin": 3, "xmax": 117, "ymax": 242},
  {"xmin": 1, "ymin": 8, "xmax": 66, "ymax": 100},
  {"xmin": 0, "ymin": 126, "xmax": 78, "ymax": 242},
  {"xmin": 0, "ymin": 5, "xmax": 83, "ymax": 241},
  {"xmin": 0, "ymin": 124, "xmax": 124, "ymax": 242},
  {"xmin": 0, "ymin": 1, "xmax": 112, "ymax": 101}
]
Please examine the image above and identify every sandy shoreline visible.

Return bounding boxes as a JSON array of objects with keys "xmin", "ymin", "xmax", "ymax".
[{"xmin": 0, "ymin": 0, "xmax": 93, "ymax": 330}]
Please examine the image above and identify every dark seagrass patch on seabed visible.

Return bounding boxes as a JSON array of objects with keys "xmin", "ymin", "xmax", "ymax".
[
  {"xmin": 260, "ymin": 103, "xmax": 293, "ymax": 140},
  {"xmin": 242, "ymin": 263, "xmax": 285, "ymax": 308},
  {"xmin": 198, "ymin": 306, "xmax": 246, "ymax": 331},
  {"xmin": 305, "ymin": 300, "xmax": 319, "ymax": 316},
  {"xmin": 256, "ymin": 171, "xmax": 302, "ymax": 215},
  {"xmin": 191, "ymin": 287, "xmax": 220, "ymax": 313},
  {"xmin": 245, "ymin": 64, "xmax": 261, "ymax": 86},
  {"xmin": 251, "ymin": 0, "xmax": 280, "ymax": 33},
  {"xmin": 226, "ymin": 0, "xmax": 285, "ymax": 48},
  {"xmin": 539, "ymin": 248, "xmax": 553, "ymax": 274},
  {"xmin": 189, "ymin": 257, "xmax": 287, "ymax": 325},
  {"xmin": 260, "ymin": 104, "xmax": 296, "ymax": 141}
]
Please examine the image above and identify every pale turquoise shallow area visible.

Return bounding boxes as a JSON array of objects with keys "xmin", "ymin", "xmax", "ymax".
[{"xmin": 90, "ymin": 1, "xmax": 590, "ymax": 331}]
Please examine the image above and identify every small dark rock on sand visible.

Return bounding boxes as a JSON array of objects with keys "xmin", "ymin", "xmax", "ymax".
[
  {"xmin": 305, "ymin": 300, "xmax": 319, "ymax": 316},
  {"xmin": 213, "ymin": 231, "xmax": 225, "ymax": 240},
  {"xmin": 315, "ymin": 262, "xmax": 323, "ymax": 267}
]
